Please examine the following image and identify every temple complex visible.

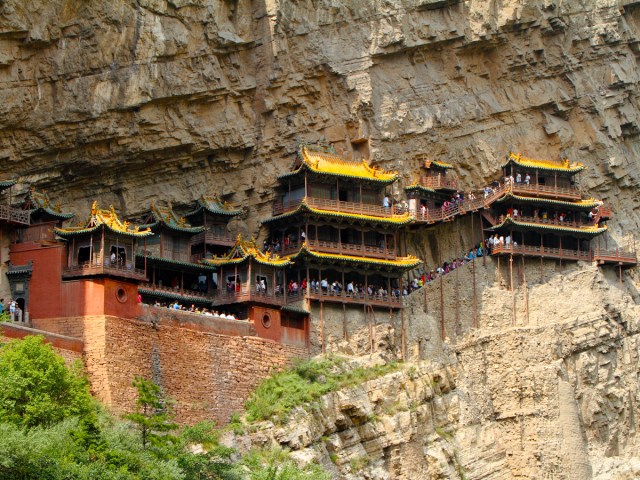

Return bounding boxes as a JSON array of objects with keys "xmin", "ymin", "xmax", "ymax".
[
  {"xmin": 264, "ymin": 145, "xmax": 422, "ymax": 310},
  {"xmin": 1, "ymin": 148, "xmax": 636, "ymax": 343}
]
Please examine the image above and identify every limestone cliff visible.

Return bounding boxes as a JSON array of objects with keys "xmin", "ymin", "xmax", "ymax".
[
  {"xmin": 2, "ymin": 0, "xmax": 639, "ymax": 242},
  {"xmin": 230, "ymin": 260, "xmax": 640, "ymax": 479},
  {"xmin": 3, "ymin": 1, "xmax": 640, "ymax": 479}
]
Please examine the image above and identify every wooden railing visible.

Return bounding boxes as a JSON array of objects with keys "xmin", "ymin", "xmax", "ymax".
[
  {"xmin": 190, "ymin": 231, "xmax": 235, "ymax": 246},
  {"xmin": 510, "ymin": 183, "xmax": 581, "ymax": 200},
  {"xmin": 0, "ymin": 205, "xmax": 30, "ymax": 225},
  {"xmin": 491, "ymin": 244, "xmax": 637, "ymax": 265},
  {"xmin": 14, "ymin": 224, "xmax": 56, "ymax": 243},
  {"xmin": 491, "ymin": 244, "xmax": 592, "ymax": 261},
  {"xmin": 592, "ymin": 247, "xmax": 637, "ymax": 265},
  {"xmin": 419, "ymin": 175, "xmax": 458, "ymax": 191},
  {"xmin": 305, "ymin": 238, "xmax": 397, "ymax": 259},
  {"xmin": 63, "ymin": 256, "xmax": 147, "ymax": 280},
  {"xmin": 211, "ymin": 286, "xmax": 286, "ymax": 307},
  {"xmin": 413, "ymin": 183, "xmax": 508, "ymax": 223},
  {"xmin": 272, "ymin": 197, "xmax": 403, "ymax": 218},
  {"xmin": 139, "ymin": 283, "xmax": 210, "ymax": 300},
  {"xmin": 305, "ymin": 289, "xmax": 403, "ymax": 308}
]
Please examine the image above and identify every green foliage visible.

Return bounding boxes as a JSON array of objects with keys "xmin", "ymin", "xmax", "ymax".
[
  {"xmin": 349, "ymin": 454, "xmax": 370, "ymax": 473},
  {"xmin": 228, "ymin": 413, "xmax": 245, "ymax": 435},
  {"xmin": 0, "ymin": 335, "xmax": 94, "ymax": 428},
  {"xmin": 244, "ymin": 356, "xmax": 399, "ymax": 423},
  {"xmin": 241, "ymin": 447, "xmax": 330, "ymax": 480},
  {"xmin": 0, "ymin": 311, "xmax": 10, "ymax": 323},
  {"xmin": 0, "ymin": 336, "xmax": 332, "ymax": 480},
  {"xmin": 124, "ymin": 376, "xmax": 179, "ymax": 449}
]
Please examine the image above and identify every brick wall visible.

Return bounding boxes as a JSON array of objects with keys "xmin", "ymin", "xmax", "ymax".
[{"xmin": 81, "ymin": 315, "xmax": 308, "ymax": 425}]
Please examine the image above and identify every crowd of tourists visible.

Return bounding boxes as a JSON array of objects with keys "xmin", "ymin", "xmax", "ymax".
[{"xmin": 150, "ymin": 300, "xmax": 237, "ymax": 320}]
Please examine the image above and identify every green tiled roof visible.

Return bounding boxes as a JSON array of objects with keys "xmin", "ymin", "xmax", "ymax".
[
  {"xmin": 143, "ymin": 204, "xmax": 205, "ymax": 234},
  {"xmin": 262, "ymin": 201, "xmax": 413, "ymax": 227},
  {"xmin": 290, "ymin": 245, "xmax": 422, "ymax": 272},
  {"xmin": 26, "ymin": 188, "xmax": 75, "ymax": 221},
  {"xmin": 138, "ymin": 287, "xmax": 212, "ymax": 305},
  {"xmin": 186, "ymin": 195, "xmax": 242, "ymax": 218},
  {"xmin": 135, "ymin": 253, "xmax": 218, "ymax": 271}
]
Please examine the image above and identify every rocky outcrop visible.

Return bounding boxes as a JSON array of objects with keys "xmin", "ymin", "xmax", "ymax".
[{"xmin": 229, "ymin": 260, "xmax": 640, "ymax": 479}]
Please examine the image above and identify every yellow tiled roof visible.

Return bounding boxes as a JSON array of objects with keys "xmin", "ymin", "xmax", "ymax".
[
  {"xmin": 293, "ymin": 245, "xmax": 422, "ymax": 270},
  {"xmin": 504, "ymin": 152, "xmax": 585, "ymax": 173},
  {"xmin": 55, "ymin": 201, "xmax": 152, "ymax": 238},
  {"xmin": 203, "ymin": 235, "xmax": 292, "ymax": 268},
  {"xmin": 292, "ymin": 146, "xmax": 398, "ymax": 182}
]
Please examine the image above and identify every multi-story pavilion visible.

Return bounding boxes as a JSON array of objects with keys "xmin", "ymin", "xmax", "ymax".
[
  {"xmin": 487, "ymin": 153, "xmax": 611, "ymax": 262},
  {"xmin": 264, "ymin": 145, "xmax": 421, "ymax": 309},
  {"xmin": 136, "ymin": 203, "xmax": 217, "ymax": 307},
  {"xmin": 185, "ymin": 195, "xmax": 242, "ymax": 260}
]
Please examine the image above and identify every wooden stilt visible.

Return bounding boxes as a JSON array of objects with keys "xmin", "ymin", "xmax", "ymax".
[
  {"xmin": 510, "ymin": 254, "xmax": 515, "ymax": 326},
  {"xmin": 320, "ymin": 301, "xmax": 325, "ymax": 354},
  {"xmin": 472, "ymin": 257, "xmax": 478, "ymax": 329},
  {"xmin": 401, "ymin": 308, "xmax": 406, "ymax": 361},
  {"xmin": 619, "ymin": 264, "xmax": 623, "ymax": 289},
  {"xmin": 522, "ymin": 256, "xmax": 529, "ymax": 325},
  {"xmin": 342, "ymin": 302, "xmax": 348, "ymax": 341},
  {"xmin": 439, "ymin": 266, "xmax": 445, "ymax": 340}
]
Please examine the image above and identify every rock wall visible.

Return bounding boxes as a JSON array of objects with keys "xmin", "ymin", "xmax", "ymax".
[{"xmin": 1, "ymin": 1, "xmax": 639, "ymax": 243}]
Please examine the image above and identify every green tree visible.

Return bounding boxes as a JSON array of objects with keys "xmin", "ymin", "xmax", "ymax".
[
  {"xmin": 0, "ymin": 335, "xmax": 94, "ymax": 428},
  {"xmin": 125, "ymin": 376, "xmax": 178, "ymax": 449}
]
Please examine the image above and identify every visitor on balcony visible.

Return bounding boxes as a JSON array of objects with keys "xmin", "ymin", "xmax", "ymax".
[
  {"xmin": 321, "ymin": 278, "xmax": 329, "ymax": 293},
  {"xmin": 524, "ymin": 173, "xmax": 531, "ymax": 185},
  {"xmin": 301, "ymin": 278, "xmax": 307, "ymax": 291},
  {"xmin": 515, "ymin": 172, "xmax": 522, "ymax": 183},
  {"xmin": 383, "ymin": 195, "xmax": 390, "ymax": 210},
  {"xmin": 347, "ymin": 281, "xmax": 355, "ymax": 295},
  {"xmin": 110, "ymin": 251, "xmax": 117, "ymax": 264}
]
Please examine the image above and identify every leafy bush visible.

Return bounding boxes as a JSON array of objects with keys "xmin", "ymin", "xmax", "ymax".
[{"xmin": 0, "ymin": 335, "xmax": 95, "ymax": 428}]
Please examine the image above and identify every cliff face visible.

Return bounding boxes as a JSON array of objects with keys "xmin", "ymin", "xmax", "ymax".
[
  {"xmin": 3, "ymin": 1, "xmax": 640, "ymax": 478},
  {"xmin": 2, "ymin": 0, "xmax": 640, "ymax": 238}
]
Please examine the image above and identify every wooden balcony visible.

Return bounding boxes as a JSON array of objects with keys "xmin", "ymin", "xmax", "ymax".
[
  {"xmin": 0, "ymin": 205, "xmax": 30, "ymax": 226},
  {"xmin": 306, "ymin": 238, "xmax": 397, "ymax": 259},
  {"xmin": 190, "ymin": 231, "xmax": 235, "ymax": 247},
  {"xmin": 419, "ymin": 175, "xmax": 458, "ymax": 191},
  {"xmin": 306, "ymin": 289, "xmax": 403, "ymax": 309},
  {"xmin": 139, "ymin": 283, "xmax": 211, "ymax": 302},
  {"xmin": 412, "ymin": 184, "xmax": 508, "ymax": 224},
  {"xmin": 510, "ymin": 183, "xmax": 581, "ymax": 201},
  {"xmin": 14, "ymin": 223, "xmax": 57, "ymax": 244},
  {"xmin": 593, "ymin": 247, "xmax": 637, "ymax": 266},
  {"xmin": 63, "ymin": 257, "xmax": 148, "ymax": 281},
  {"xmin": 490, "ymin": 244, "xmax": 637, "ymax": 266},
  {"xmin": 210, "ymin": 286, "xmax": 286, "ymax": 307},
  {"xmin": 272, "ymin": 197, "xmax": 403, "ymax": 218},
  {"xmin": 490, "ymin": 244, "xmax": 592, "ymax": 261}
]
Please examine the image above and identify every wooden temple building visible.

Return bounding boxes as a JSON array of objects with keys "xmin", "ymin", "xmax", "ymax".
[
  {"xmin": 8, "ymin": 199, "xmax": 151, "ymax": 321},
  {"xmin": 484, "ymin": 153, "xmax": 633, "ymax": 265},
  {"xmin": 263, "ymin": 145, "xmax": 422, "ymax": 310},
  {"xmin": 405, "ymin": 158, "xmax": 458, "ymax": 222}
]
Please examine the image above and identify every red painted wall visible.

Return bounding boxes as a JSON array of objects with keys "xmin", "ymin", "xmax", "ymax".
[{"xmin": 10, "ymin": 242, "xmax": 140, "ymax": 321}]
